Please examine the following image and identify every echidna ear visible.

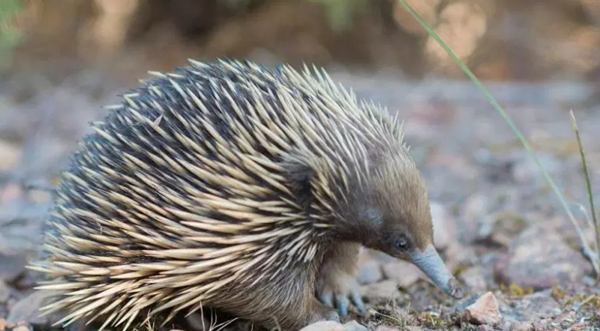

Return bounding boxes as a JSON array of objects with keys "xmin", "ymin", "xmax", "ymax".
[{"xmin": 284, "ymin": 157, "xmax": 315, "ymax": 212}]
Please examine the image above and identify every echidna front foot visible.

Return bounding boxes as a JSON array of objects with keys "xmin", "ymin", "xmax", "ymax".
[
  {"xmin": 317, "ymin": 271, "xmax": 366, "ymax": 318},
  {"xmin": 316, "ymin": 242, "xmax": 366, "ymax": 318}
]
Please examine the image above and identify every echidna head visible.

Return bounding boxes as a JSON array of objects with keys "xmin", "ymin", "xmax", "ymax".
[{"xmin": 337, "ymin": 151, "xmax": 464, "ymax": 299}]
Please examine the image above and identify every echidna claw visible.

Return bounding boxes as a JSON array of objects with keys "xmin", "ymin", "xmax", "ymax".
[
  {"xmin": 318, "ymin": 288, "xmax": 367, "ymax": 318},
  {"xmin": 319, "ymin": 292, "xmax": 334, "ymax": 308},
  {"xmin": 350, "ymin": 290, "xmax": 367, "ymax": 315},
  {"xmin": 335, "ymin": 293, "xmax": 350, "ymax": 317}
]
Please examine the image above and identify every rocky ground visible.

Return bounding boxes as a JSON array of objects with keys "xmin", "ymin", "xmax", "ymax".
[{"xmin": 1, "ymin": 63, "xmax": 600, "ymax": 331}]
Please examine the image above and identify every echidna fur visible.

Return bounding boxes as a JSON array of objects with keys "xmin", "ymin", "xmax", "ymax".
[{"xmin": 29, "ymin": 59, "xmax": 419, "ymax": 331}]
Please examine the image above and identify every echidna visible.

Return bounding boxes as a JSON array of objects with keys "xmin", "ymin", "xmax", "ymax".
[{"xmin": 30, "ymin": 59, "xmax": 463, "ymax": 331}]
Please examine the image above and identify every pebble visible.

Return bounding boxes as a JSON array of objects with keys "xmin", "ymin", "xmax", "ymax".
[
  {"xmin": 477, "ymin": 325, "xmax": 494, "ymax": 331},
  {"xmin": 13, "ymin": 326, "xmax": 29, "ymax": 331},
  {"xmin": 382, "ymin": 262, "xmax": 422, "ymax": 288},
  {"xmin": 299, "ymin": 321, "xmax": 345, "ymax": 331},
  {"xmin": 360, "ymin": 280, "xmax": 400, "ymax": 303},
  {"xmin": 495, "ymin": 225, "xmax": 592, "ymax": 289},
  {"xmin": 358, "ymin": 260, "xmax": 383, "ymax": 285},
  {"xmin": 464, "ymin": 292, "xmax": 502, "ymax": 325}
]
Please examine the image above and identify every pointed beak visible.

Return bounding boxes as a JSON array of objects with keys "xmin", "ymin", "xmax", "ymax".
[{"xmin": 409, "ymin": 245, "xmax": 464, "ymax": 299}]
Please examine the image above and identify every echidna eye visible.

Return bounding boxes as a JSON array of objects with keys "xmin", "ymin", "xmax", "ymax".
[{"xmin": 395, "ymin": 236, "xmax": 409, "ymax": 250}]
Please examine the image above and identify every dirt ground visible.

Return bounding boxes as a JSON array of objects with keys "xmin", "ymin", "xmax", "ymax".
[{"xmin": 2, "ymin": 1, "xmax": 600, "ymax": 330}]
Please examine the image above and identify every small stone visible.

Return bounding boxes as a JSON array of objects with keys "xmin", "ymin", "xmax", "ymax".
[
  {"xmin": 382, "ymin": 261, "xmax": 422, "ymax": 288},
  {"xmin": 358, "ymin": 260, "xmax": 383, "ymax": 285},
  {"xmin": 495, "ymin": 226, "xmax": 592, "ymax": 290},
  {"xmin": 0, "ymin": 281, "xmax": 9, "ymax": 303},
  {"xmin": 464, "ymin": 292, "xmax": 502, "ymax": 325},
  {"xmin": 360, "ymin": 280, "xmax": 400, "ymax": 302},
  {"xmin": 477, "ymin": 325, "xmax": 493, "ymax": 331},
  {"xmin": 406, "ymin": 327, "xmax": 423, "ymax": 331},
  {"xmin": 0, "ymin": 318, "xmax": 5, "ymax": 331},
  {"xmin": 300, "ymin": 321, "xmax": 345, "ymax": 331},
  {"xmin": 13, "ymin": 326, "xmax": 29, "ymax": 331},
  {"xmin": 343, "ymin": 320, "xmax": 367, "ymax": 331}
]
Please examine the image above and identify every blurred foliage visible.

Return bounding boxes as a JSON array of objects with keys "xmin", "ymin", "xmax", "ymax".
[
  {"xmin": 0, "ymin": 0, "xmax": 23, "ymax": 70},
  {"xmin": 308, "ymin": 0, "xmax": 369, "ymax": 31},
  {"xmin": 224, "ymin": 0, "xmax": 369, "ymax": 31}
]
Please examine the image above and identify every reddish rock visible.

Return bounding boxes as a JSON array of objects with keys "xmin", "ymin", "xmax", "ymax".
[{"xmin": 464, "ymin": 292, "xmax": 502, "ymax": 325}]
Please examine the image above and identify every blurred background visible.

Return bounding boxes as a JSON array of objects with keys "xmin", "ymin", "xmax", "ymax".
[
  {"xmin": 2, "ymin": 0, "xmax": 600, "ymax": 330},
  {"xmin": 3, "ymin": 0, "xmax": 600, "ymax": 81}
]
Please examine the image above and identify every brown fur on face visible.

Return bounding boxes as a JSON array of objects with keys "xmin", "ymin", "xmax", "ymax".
[{"xmin": 332, "ymin": 148, "xmax": 434, "ymax": 258}]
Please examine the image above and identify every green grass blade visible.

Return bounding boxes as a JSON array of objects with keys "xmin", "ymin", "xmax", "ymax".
[
  {"xmin": 395, "ymin": 0, "xmax": 599, "ymax": 274},
  {"xmin": 570, "ymin": 110, "xmax": 600, "ymax": 271}
]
